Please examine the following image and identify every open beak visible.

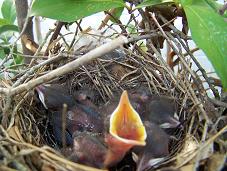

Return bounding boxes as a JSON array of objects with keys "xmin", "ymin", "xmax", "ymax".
[
  {"xmin": 109, "ymin": 90, "xmax": 147, "ymax": 145},
  {"xmin": 104, "ymin": 90, "xmax": 147, "ymax": 167}
]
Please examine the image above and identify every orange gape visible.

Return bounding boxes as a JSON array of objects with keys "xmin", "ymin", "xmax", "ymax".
[
  {"xmin": 104, "ymin": 90, "xmax": 147, "ymax": 167},
  {"xmin": 109, "ymin": 91, "xmax": 146, "ymax": 145}
]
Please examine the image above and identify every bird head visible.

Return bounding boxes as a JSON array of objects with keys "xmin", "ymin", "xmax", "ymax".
[
  {"xmin": 104, "ymin": 90, "xmax": 147, "ymax": 167},
  {"xmin": 35, "ymin": 84, "xmax": 75, "ymax": 110}
]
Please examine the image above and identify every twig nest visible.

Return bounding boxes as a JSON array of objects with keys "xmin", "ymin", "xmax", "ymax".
[{"xmin": 0, "ymin": 27, "xmax": 226, "ymax": 171}]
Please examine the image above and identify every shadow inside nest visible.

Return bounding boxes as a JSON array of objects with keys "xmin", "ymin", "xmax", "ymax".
[
  {"xmin": 30, "ymin": 48, "xmax": 189, "ymax": 171},
  {"xmin": 2, "ymin": 43, "xmax": 224, "ymax": 171}
]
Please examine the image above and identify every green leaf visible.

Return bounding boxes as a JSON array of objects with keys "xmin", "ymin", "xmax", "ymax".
[
  {"xmin": 0, "ymin": 48, "xmax": 6, "ymax": 59},
  {"xmin": 4, "ymin": 46, "xmax": 10, "ymax": 55},
  {"xmin": 0, "ymin": 18, "xmax": 11, "ymax": 25},
  {"xmin": 205, "ymin": 0, "xmax": 227, "ymax": 18},
  {"xmin": 0, "ymin": 24, "xmax": 18, "ymax": 35},
  {"xmin": 0, "ymin": 46, "xmax": 10, "ymax": 58},
  {"xmin": 0, "ymin": 35, "xmax": 11, "ymax": 43},
  {"xmin": 13, "ymin": 55, "xmax": 23, "ymax": 65},
  {"xmin": 110, "ymin": 7, "xmax": 124, "ymax": 23},
  {"xmin": 136, "ymin": 0, "xmax": 173, "ymax": 8},
  {"xmin": 1, "ymin": 0, "xmax": 16, "ymax": 24},
  {"xmin": 205, "ymin": 0, "xmax": 222, "ymax": 12},
  {"xmin": 127, "ymin": 24, "xmax": 137, "ymax": 34},
  {"xmin": 181, "ymin": 0, "xmax": 227, "ymax": 90},
  {"xmin": 30, "ymin": 0, "xmax": 125, "ymax": 22}
]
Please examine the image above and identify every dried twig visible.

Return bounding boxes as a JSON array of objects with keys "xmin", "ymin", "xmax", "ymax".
[
  {"xmin": 44, "ymin": 21, "xmax": 66, "ymax": 56},
  {"xmin": 5, "ymin": 36, "xmax": 128, "ymax": 96},
  {"xmin": 62, "ymin": 104, "xmax": 68, "ymax": 149},
  {"xmin": 0, "ymin": 126, "xmax": 106, "ymax": 171},
  {"xmin": 176, "ymin": 124, "xmax": 227, "ymax": 168},
  {"xmin": 12, "ymin": 53, "xmax": 65, "ymax": 87}
]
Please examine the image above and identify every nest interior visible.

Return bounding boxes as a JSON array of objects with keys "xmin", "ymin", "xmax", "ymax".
[{"xmin": 0, "ymin": 8, "xmax": 227, "ymax": 171}]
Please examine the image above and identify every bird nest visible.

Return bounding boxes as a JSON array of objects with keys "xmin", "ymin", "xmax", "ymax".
[{"xmin": 0, "ymin": 11, "xmax": 226, "ymax": 171}]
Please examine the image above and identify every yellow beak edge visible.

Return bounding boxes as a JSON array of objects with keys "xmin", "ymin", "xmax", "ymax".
[{"xmin": 109, "ymin": 90, "xmax": 147, "ymax": 146}]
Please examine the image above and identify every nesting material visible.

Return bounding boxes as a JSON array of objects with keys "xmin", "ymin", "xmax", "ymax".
[{"xmin": 0, "ymin": 19, "xmax": 226, "ymax": 171}]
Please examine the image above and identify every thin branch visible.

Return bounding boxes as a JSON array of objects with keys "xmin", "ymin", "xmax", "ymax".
[
  {"xmin": 44, "ymin": 21, "xmax": 66, "ymax": 56},
  {"xmin": 176, "ymin": 124, "xmax": 227, "ymax": 168},
  {"xmin": 151, "ymin": 13, "xmax": 211, "ymax": 123},
  {"xmin": 12, "ymin": 53, "xmax": 65, "ymax": 87},
  {"xmin": 157, "ymin": 14, "xmax": 219, "ymax": 98},
  {"xmin": 9, "ymin": 36, "xmax": 128, "ymax": 95},
  {"xmin": 62, "ymin": 104, "xmax": 68, "ymax": 149}
]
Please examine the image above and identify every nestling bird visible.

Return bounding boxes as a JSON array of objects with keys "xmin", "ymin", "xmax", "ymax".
[
  {"xmin": 99, "ymin": 89, "xmax": 174, "ymax": 170},
  {"xmin": 133, "ymin": 122, "xmax": 170, "ymax": 171},
  {"xmin": 128, "ymin": 88, "xmax": 180, "ymax": 129},
  {"xmin": 68, "ymin": 90, "xmax": 147, "ymax": 168},
  {"xmin": 35, "ymin": 84, "xmax": 75, "ymax": 111},
  {"xmin": 35, "ymin": 84, "xmax": 103, "ymax": 146},
  {"xmin": 36, "ymin": 85, "xmax": 147, "ymax": 169},
  {"xmin": 36, "ymin": 84, "xmax": 178, "ymax": 170},
  {"xmin": 104, "ymin": 88, "xmax": 180, "ymax": 130}
]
